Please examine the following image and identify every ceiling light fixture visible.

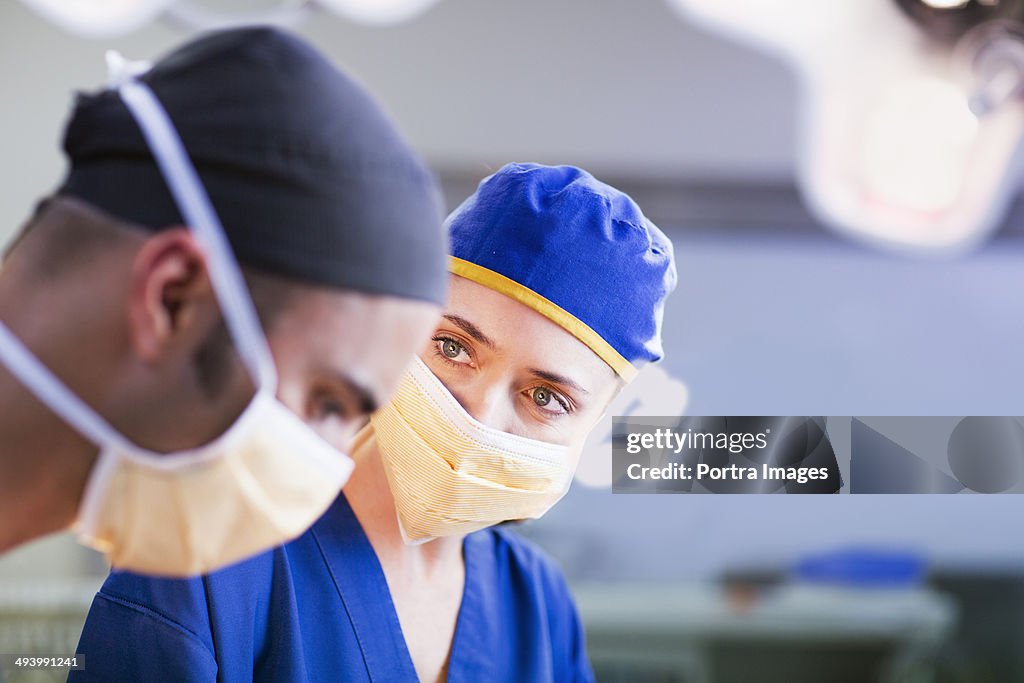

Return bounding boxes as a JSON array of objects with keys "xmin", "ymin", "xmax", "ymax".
[{"xmin": 667, "ymin": 0, "xmax": 1024, "ymax": 255}]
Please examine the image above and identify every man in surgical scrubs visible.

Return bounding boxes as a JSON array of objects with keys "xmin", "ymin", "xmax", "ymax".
[
  {"xmin": 73, "ymin": 163, "xmax": 678, "ymax": 681},
  {"xmin": 0, "ymin": 27, "xmax": 447, "ymax": 573}
]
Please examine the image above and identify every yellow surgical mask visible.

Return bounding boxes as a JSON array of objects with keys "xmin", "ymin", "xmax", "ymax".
[
  {"xmin": 73, "ymin": 390, "xmax": 351, "ymax": 577},
  {"xmin": 371, "ymin": 356, "xmax": 577, "ymax": 544}
]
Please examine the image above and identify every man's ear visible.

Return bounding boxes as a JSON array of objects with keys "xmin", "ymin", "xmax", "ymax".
[{"xmin": 127, "ymin": 228, "xmax": 216, "ymax": 364}]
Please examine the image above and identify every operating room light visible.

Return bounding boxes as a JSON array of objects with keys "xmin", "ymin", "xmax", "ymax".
[
  {"xmin": 17, "ymin": 0, "xmax": 442, "ymax": 36},
  {"xmin": 19, "ymin": 0, "xmax": 173, "ymax": 37},
  {"xmin": 314, "ymin": 0, "xmax": 441, "ymax": 26},
  {"xmin": 923, "ymin": 0, "xmax": 972, "ymax": 8},
  {"xmin": 667, "ymin": 0, "xmax": 1024, "ymax": 255},
  {"xmin": 860, "ymin": 78, "xmax": 979, "ymax": 212}
]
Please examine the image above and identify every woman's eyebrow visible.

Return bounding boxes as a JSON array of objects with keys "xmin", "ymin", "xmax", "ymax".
[
  {"xmin": 443, "ymin": 314, "xmax": 495, "ymax": 350},
  {"xmin": 528, "ymin": 368, "xmax": 590, "ymax": 395}
]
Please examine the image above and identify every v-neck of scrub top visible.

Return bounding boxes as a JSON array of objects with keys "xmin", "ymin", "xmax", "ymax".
[{"xmin": 310, "ymin": 493, "xmax": 497, "ymax": 683}]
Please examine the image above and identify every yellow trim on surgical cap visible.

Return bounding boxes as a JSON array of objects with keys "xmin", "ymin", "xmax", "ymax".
[{"xmin": 449, "ymin": 256, "xmax": 638, "ymax": 382}]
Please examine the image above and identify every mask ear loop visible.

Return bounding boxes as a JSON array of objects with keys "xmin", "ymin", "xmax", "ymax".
[
  {"xmin": 115, "ymin": 69, "xmax": 278, "ymax": 394},
  {"xmin": 0, "ymin": 323, "xmax": 136, "ymax": 452}
]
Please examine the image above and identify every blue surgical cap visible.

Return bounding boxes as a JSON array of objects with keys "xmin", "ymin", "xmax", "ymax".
[{"xmin": 447, "ymin": 163, "xmax": 677, "ymax": 382}]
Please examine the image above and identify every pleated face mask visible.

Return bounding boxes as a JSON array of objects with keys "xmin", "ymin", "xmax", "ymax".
[
  {"xmin": 0, "ymin": 58, "xmax": 354, "ymax": 577},
  {"xmin": 371, "ymin": 356, "xmax": 577, "ymax": 544}
]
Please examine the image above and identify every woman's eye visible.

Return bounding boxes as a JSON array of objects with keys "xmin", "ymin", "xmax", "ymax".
[
  {"xmin": 441, "ymin": 339, "xmax": 462, "ymax": 358},
  {"xmin": 528, "ymin": 386, "xmax": 569, "ymax": 415},
  {"xmin": 533, "ymin": 387, "xmax": 552, "ymax": 406},
  {"xmin": 433, "ymin": 336, "xmax": 472, "ymax": 365}
]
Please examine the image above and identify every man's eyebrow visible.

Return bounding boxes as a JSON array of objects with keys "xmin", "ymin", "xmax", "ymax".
[
  {"xmin": 528, "ymin": 368, "xmax": 590, "ymax": 395},
  {"xmin": 442, "ymin": 314, "xmax": 495, "ymax": 350}
]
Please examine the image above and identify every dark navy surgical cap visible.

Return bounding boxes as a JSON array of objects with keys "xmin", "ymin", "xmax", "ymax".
[
  {"xmin": 447, "ymin": 163, "xmax": 677, "ymax": 382},
  {"xmin": 58, "ymin": 27, "xmax": 447, "ymax": 305}
]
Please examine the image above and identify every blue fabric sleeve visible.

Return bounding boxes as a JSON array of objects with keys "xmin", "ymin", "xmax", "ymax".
[{"xmin": 70, "ymin": 591, "xmax": 218, "ymax": 682}]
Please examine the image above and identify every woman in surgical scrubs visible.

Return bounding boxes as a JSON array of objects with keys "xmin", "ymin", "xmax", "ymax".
[{"xmin": 73, "ymin": 163, "xmax": 677, "ymax": 683}]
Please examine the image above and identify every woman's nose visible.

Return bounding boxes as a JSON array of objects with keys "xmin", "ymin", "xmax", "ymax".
[{"xmin": 451, "ymin": 382, "xmax": 515, "ymax": 432}]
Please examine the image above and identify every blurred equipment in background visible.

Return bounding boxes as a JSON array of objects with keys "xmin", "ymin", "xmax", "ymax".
[
  {"xmin": 0, "ymin": 579, "xmax": 101, "ymax": 683},
  {"xmin": 927, "ymin": 569, "xmax": 1024, "ymax": 683},
  {"xmin": 892, "ymin": 0, "xmax": 1024, "ymax": 42},
  {"xmin": 572, "ymin": 548, "xmax": 1024, "ymax": 683},
  {"xmin": 575, "ymin": 551, "xmax": 956, "ymax": 683},
  {"xmin": 576, "ymin": 365, "xmax": 690, "ymax": 489},
  {"xmin": 668, "ymin": 0, "xmax": 1024, "ymax": 255},
  {"xmin": 16, "ymin": 0, "xmax": 441, "ymax": 36}
]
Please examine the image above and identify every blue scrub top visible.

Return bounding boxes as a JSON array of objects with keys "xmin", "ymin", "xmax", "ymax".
[{"xmin": 71, "ymin": 493, "xmax": 595, "ymax": 682}]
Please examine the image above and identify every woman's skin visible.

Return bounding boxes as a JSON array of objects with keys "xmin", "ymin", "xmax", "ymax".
[{"xmin": 344, "ymin": 274, "xmax": 621, "ymax": 683}]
